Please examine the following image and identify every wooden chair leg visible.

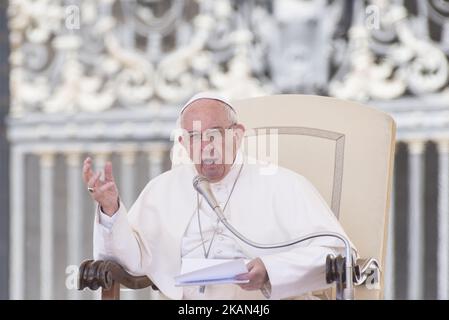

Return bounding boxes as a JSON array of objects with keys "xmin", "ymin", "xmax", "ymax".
[{"xmin": 102, "ymin": 281, "xmax": 120, "ymax": 300}]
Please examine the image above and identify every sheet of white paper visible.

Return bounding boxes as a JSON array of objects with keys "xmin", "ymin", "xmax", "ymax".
[{"xmin": 174, "ymin": 258, "xmax": 250, "ymax": 287}]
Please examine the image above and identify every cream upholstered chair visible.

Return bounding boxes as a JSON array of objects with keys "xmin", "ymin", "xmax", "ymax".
[
  {"xmin": 79, "ymin": 94, "xmax": 396, "ymax": 300},
  {"xmin": 231, "ymin": 94, "xmax": 396, "ymax": 300}
]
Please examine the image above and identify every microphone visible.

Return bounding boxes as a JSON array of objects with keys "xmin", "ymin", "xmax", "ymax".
[
  {"xmin": 193, "ymin": 175, "xmax": 227, "ymax": 221},
  {"xmin": 193, "ymin": 175, "xmax": 355, "ymax": 300}
]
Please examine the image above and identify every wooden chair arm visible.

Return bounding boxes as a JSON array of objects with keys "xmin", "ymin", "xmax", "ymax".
[{"xmin": 78, "ymin": 259, "xmax": 157, "ymax": 300}]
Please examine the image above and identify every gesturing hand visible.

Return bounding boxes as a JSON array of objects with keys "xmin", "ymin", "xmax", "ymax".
[{"xmin": 82, "ymin": 157, "xmax": 119, "ymax": 216}]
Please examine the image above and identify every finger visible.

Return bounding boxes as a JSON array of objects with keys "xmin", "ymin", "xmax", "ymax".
[
  {"xmin": 238, "ymin": 283, "xmax": 254, "ymax": 290},
  {"xmin": 104, "ymin": 161, "xmax": 115, "ymax": 182},
  {"xmin": 235, "ymin": 272, "xmax": 251, "ymax": 281},
  {"xmin": 246, "ymin": 259, "xmax": 256, "ymax": 271},
  {"xmin": 82, "ymin": 157, "xmax": 94, "ymax": 184},
  {"xmin": 98, "ymin": 181, "xmax": 116, "ymax": 193},
  {"xmin": 87, "ymin": 171, "xmax": 101, "ymax": 188}
]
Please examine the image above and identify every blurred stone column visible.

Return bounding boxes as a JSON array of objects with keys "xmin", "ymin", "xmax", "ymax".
[
  {"xmin": 437, "ymin": 140, "xmax": 449, "ymax": 300},
  {"xmin": 39, "ymin": 152, "xmax": 55, "ymax": 300},
  {"xmin": 9, "ymin": 146, "xmax": 25, "ymax": 300},
  {"xmin": 407, "ymin": 140, "xmax": 425, "ymax": 300},
  {"xmin": 93, "ymin": 147, "xmax": 111, "ymax": 178},
  {"xmin": 66, "ymin": 150, "xmax": 83, "ymax": 300},
  {"xmin": 0, "ymin": 0, "xmax": 9, "ymax": 300},
  {"xmin": 148, "ymin": 143, "xmax": 167, "ymax": 179},
  {"xmin": 119, "ymin": 144, "xmax": 138, "ymax": 300},
  {"xmin": 120, "ymin": 144, "xmax": 138, "ymax": 208}
]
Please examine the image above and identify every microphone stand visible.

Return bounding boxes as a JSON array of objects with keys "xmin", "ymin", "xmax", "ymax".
[{"xmin": 193, "ymin": 176, "xmax": 355, "ymax": 300}]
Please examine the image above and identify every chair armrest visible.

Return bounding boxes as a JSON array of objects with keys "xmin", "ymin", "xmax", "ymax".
[
  {"xmin": 326, "ymin": 255, "xmax": 381, "ymax": 299},
  {"xmin": 78, "ymin": 259, "xmax": 157, "ymax": 300}
]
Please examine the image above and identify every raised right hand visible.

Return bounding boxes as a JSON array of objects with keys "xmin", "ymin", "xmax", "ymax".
[{"xmin": 82, "ymin": 157, "xmax": 119, "ymax": 216}]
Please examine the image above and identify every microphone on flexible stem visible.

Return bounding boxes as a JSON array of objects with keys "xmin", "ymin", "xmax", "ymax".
[
  {"xmin": 193, "ymin": 175, "xmax": 355, "ymax": 300},
  {"xmin": 193, "ymin": 175, "xmax": 227, "ymax": 222}
]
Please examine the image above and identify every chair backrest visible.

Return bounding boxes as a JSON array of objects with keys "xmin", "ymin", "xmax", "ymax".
[{"xmin": 232, "ymin": 94, "xmax": 396, "ymax": 300}]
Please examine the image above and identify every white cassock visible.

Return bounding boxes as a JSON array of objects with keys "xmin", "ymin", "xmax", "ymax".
[{"xmin": 93, "ymin": 151, "xmax": 354, "ymax": 300}]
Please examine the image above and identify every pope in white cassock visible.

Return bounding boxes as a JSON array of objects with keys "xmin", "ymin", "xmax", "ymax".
[{"xmin": 83, "ymin": 92, "xmax": 354, "ymax": 300}]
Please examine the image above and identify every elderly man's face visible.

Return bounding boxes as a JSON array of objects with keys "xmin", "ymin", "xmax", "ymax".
[{"xmin": 179, "ymin": 99, "xmax": 245, "ymax": 182}]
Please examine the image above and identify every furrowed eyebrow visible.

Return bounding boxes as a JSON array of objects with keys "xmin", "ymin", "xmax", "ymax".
[{"xmin": 187, "ymin": 127, "xmax": 223, "ymax": 134}]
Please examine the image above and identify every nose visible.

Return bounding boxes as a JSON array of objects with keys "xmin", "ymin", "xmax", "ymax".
[
  {"xmin": 201, "ymin": 135, "xmax": 218, "ymax": 149},
  {"xmin": 201, "ymin": 140, "xmax": 216, "ymax": 157}
]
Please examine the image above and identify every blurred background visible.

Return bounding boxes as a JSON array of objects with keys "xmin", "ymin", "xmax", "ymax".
[{"xmin": 0, "ymin": 0, "xmax": 448, "ymax": 300}]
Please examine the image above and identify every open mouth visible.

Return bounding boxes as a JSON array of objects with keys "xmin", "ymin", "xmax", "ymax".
[{"xmin": 202, "ymin": 158, "xmax": 220, "ymax": 165}]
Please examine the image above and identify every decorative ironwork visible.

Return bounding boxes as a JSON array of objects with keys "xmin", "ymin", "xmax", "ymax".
[{"xmin": 8, "ymin": 0, "xmax": 449, "ymax": 117}]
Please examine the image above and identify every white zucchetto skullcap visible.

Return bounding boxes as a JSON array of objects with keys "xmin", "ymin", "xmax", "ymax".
[{"xmin": 180, "ymin": 91, "xmax": 236, "ymax": 115}]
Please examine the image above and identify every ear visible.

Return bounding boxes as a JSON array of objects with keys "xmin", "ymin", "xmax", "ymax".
[
  {"xmin": 233, "ymin": 124, "xmax": 245, "ymax": 147},
  {"xmin": 234, "ymin": 124, "xmax": 245, "ymax": 138},
  {"xmin": 178, "ymin": 135, "xmax": 190, "ymax": 153}
]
